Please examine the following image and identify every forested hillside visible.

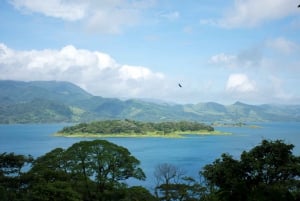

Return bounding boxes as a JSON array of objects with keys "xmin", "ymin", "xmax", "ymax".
[{"xmin": 1, "ymin": 80, "xmax": 300, "ymax": 123}]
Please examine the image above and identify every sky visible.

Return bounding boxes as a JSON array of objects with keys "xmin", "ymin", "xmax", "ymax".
[{"xmin": 0, "ymin": 0, "xmax": 300, "ymax": 105}]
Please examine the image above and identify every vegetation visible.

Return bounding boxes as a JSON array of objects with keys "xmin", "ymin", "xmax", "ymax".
[
  {"xmin": 56, "ymin": 119, "xmax": 215, "ymax": 137},
  {"xmin": 0, "ymin": 99, "xmax": 73, "ymax": 123},
  {"xmin": 201, "ymin": 139, "xmax": 300, "ymax": 201},
  {"xmin": 0, "ymin": 140, "xmax": 149, "ymax": 201},
  {"xmin": 152, "ymin": 139, "xmax": 300, "ymax": 201},
  {"xmin": 1, "ymin": 80, "xmax": 300, "ymax": 123},
  {"xmin": 1, "ymin": 139, "xmax": 300, "ymax": 200}
]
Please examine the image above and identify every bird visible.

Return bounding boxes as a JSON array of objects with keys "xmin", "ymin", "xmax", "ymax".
[
  {"xmin": 178, "ymin": 83, "xmax": 182, "ymax": 88},
  {"xmin": 298, "ymin": 4, "xmax": 300, "ymax": 7}
]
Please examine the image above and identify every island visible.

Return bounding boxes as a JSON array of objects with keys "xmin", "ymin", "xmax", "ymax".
[{"xmin": 55, "ymin": 119, "xmax": 230, "ymax": 138}]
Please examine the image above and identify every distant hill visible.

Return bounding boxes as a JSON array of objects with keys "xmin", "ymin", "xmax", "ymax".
[
  {"xmin": 0, "ymin": 80, "xmax": 300, "ymax": 123},
  {"xmin": 0, "ymin": 80, "xmax": 92, "ymax": 105}
]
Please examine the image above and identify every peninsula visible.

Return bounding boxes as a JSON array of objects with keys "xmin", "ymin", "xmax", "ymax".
[{"xmin": 55, "ymin": 119, "xmax": 229, "ymax": 138}]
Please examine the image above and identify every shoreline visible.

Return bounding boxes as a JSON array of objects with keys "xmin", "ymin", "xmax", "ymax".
[{"xmin": 54, "ymin": 130, "xmax": 231, "ymax": 138}]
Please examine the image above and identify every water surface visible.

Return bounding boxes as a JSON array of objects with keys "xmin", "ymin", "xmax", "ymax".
[{"xmin": 1, "ymin": 122, "xmax": 300, "ymax": 189}]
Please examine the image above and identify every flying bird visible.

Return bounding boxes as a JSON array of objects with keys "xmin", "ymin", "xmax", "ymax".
[
  {"xmin": 298, "ymin": 4, "xmax": 300, "ymax": 7},
  {"xmin": 178, "ymin": 83, "xmax": 182, "ymax": 88}
]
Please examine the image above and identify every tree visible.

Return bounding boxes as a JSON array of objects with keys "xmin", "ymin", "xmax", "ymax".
[
  {"xmin": 27, "ymin": 140, "xmax": 146, "ymax": 200},
  {"xmin": 240, "ymin": 139, "xmax": 300, "ymax": 201},
  {"xmin": 201, "ymin": 153, "xmax": 247, "ymax": 201},
  {"xmin": 26, "ymin": 148, "xmax": 81, "ymax": 201},
  {"xmin": 154, "ymin": 163, "xmax": 205, "ymax": 201},
  {"xmin": 0, "ymin": 152, "xmax": 33, "ymax": 200},
  {"xmin": 65, "ymin": 140, "xmax": 145, "ymax": 189},
  {"xmin": 62, "ymin": 140, "xmax": 146, "ymax": 200},
  {"xmin": 119, "ymin": 186, "xmax": 157, "ymax": 201},
  {"xmin": 201, "ymin": 139, "xmax": 300, "ymax": 201},
  {"xmin": 27, "ymin": 181, "xmax": 81, "ymax": 201}
]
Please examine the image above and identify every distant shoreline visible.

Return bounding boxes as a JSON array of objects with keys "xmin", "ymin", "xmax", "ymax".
[
  {"xmin": 54, "ymin": 130, "xmax": 231, "ymax": 138},
  {"xmin": 212, "ymin": 122, "xmax": 262, "ymax": 128}
]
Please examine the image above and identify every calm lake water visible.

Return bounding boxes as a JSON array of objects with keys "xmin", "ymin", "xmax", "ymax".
[{"xmin": 1, "ymin": 122, "xmax": 300, "ymax": 189}]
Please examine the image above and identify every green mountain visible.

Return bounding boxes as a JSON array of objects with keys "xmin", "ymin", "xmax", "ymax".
[
  {"xmin": 0, "ymin": 80, "xmax": 299, "ymax": 123},
  {"xmin": 0, "ymin": 80, "xmax": 92, "ymax": 105},
  {"xmin": 0, "ymin": 99, "xmax": 73, "ymax": 123}
]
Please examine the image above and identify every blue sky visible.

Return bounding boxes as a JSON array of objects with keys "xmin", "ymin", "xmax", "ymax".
[{"xmin": 0, "ymin": 0, "xmax": 300, "ymax": 104}]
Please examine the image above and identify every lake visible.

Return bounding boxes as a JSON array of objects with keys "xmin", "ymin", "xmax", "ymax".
[{"xmin": 1, "ymin": 122, "xmax": 300, "ymax": 190}]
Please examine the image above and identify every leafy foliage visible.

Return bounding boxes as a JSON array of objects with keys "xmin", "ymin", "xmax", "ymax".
[
  {"xmin": 1, "ymin": 138, "xmax": 300, "ymax": 200},
  {"xmin": 0, "ymin": 140, "xmax": 152, "ymax": 201},
  {"xmin": 58, "ymin": 119, "xmax": 214, "ymax": 135},
  {"xmin": 0, "ymin": 152, "xmax": 33, "ymax": 200},
  {"xmin": 201, "ymin": 139, "xmax": 300, "ymax": 201},
  {"xmin": 0, "ymin": 99, "xmax": 73, "ymax": 123}
]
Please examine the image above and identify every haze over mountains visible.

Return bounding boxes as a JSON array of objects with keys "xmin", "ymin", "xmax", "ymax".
[{"xmin": 0, "ymin": 80, "xmax": 299, "ymax": 123}]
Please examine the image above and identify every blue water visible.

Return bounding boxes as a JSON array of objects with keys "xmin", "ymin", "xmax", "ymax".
[{"xmin": 1, "ymin": 122, "xmax": 300, "ymax": 190}]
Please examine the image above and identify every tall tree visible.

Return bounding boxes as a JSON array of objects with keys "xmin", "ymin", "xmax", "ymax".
[
  {"xmin": 154, "ymin": 163, "xmax": 205, "ymax": 201},
  {"xmin": 63, "ymin": 140, "xmax": 146, "ymax": 200},
  {"xmin": 0, "ymin": 152, "xmax": 33, "ymax": 200},
  {"xmin": 28, "ymin": 140, "xmax": 146, "ymax": 200},
  {"xmin": 26, "ymin": 148, "xmax": 81, "ymax": 201},
  {"xmin": 201, "ymin": 140, "xmax": 300, "ymax": 201}
]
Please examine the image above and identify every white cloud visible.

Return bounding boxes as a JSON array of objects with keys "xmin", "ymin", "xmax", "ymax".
[
  {"xmin": 10, "ymin": 0, "xmax": 86, "ymax": 21},
  {"xmin": 86, "ymin": 5, "xmax": 140, "ymax": 34},
  {"xmin": 209, "ymin": 46, "xmax": 300, "ymax": 104},
  {"xmin": 226, "ymin": 73, "xmax": 256, "ymax": 93},
  {"xmin": 209, "ymin": 53, "xmax": 236, "ymax": 64},
  {"xmin": 0, "ymin": 43, "xmax": 298, "ymax": 104},
  {"xmin": 119, "ymin": 65, "xmax": 164, "ymax": 80},
  {"xmin": 9, "ymin": 0, "xmax": 155, "ymax": 34},
  {"xmin": 0, "ymin": 43, "xmax": 166, "ymax": 99},
  {"xmin": 210, "ymin": 45, "xmax": 264, "ymax": 69},
  {"xmin": 204, "ymin": 0, "xmax": 298, "ymax": 28},
  {"xmin": 266, "ymin": 37, "xmax": 298, "ymax": 54}
]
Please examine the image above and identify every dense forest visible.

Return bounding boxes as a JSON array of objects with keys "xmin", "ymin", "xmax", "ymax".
[
  {"xmin": 2, "ymin": 80, "xmax": 300, "ymax": 124},
  {"xmin": 57, "ymin": 119, "xmax": 214, "ymax": 136},
  {"xmin": 1, "ymin": 139, "xmax": 300, "ymax": 201}
]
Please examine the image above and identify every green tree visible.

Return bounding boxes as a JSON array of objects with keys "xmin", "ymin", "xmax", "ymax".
[
  {"xmin": 64, "ymin": 140, "xmax": 146, "ymax": 200},
  {"xmin": 122, "ymin": 186, "xmax": 158, "ymax": 201},
  {"xmin": 240, "ymin": 139, "xmax": 300, "ymax": 201},
  {"xmin": 58, "ymin": 120, "xmax": 214, "ymax": 136},
  {"xmin": 26, "ymin": 148, "xmax": 88, "ymax": 201},
  {"xmin": 27, "ymin": 140, "xmax": 146, "ymax": 201},
  {"xmin": 0, "ymin": 152, "xmax": 33, "ymax": 200},
  {"xmin": 27, "ymin": 181, "xmax": 81, "ymax": 201},
  {"xmin": 201, "ymin": 139, "xmax": 300, "ymax": 201},
  {"xmin": 201, "ymin": 153, "xmax": 247, "ymax": 201}
]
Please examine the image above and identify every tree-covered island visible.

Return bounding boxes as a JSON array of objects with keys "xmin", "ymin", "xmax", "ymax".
[{"xmin": 55, "ymin": 119, "xmax": 227, "ymax": 138}]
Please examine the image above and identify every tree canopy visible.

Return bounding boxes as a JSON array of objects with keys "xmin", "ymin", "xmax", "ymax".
[
  {"xmin": 0, "ymin": 140, "xmax": 150, "ymax": 201},
  {"xmin": 201, "ymin": 139, "xmax": 300, "ymax": 201},
  {"xmin": 58, "ymin": 119, "xmax": 214, "ymax": 136},
  {"xmin": 1, "ymin": 139, "xmax": 300, "ymax": 200}
]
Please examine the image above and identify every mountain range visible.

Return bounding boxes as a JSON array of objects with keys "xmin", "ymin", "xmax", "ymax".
[{"xmin": 0, "ymin": 80, "xmax": 299, "ymax": 123}]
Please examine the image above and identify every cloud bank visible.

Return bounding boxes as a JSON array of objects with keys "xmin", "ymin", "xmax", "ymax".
[
  {"xmin": 202, "ymin": 0, "xmax": 299, "ymax": 28},
  {"xmin": 0, "ymin": 43, "xmax": 299, "ymax": 104},
  {"xmin": 9, "ymin": 0, "xmax": 155, "ymax": 33},
  {"xmin": 208, "ymin": 37, "xmax": 300, "ymax": 104},
  {"xmin": 0, "ymin": 43, "xmax": 168, "ymax": 99}
]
